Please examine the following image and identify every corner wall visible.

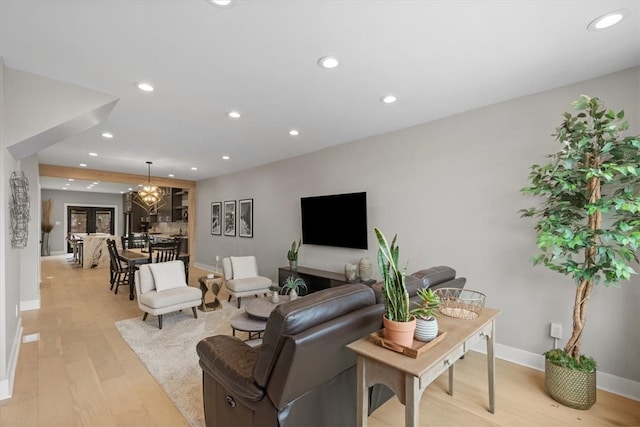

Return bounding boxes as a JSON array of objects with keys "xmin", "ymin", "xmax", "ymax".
[{"xmin": 195, "ymin": 67, "xmax": 640, "ymax": 386}]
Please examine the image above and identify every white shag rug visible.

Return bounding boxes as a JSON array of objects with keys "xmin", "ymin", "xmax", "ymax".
[{"xmin": 115, "ymin": 302, "xmax": 240, "ymax": 427}]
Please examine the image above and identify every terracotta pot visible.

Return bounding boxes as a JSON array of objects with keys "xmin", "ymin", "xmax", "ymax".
[{"xmin": 383, "ymin": 316, "xmax": 416, "ymax": 348}]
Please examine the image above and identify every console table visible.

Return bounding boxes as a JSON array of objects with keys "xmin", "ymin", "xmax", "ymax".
[
  {"xmin": 278, "ymin": 266, "xmax": 364, "ymax": 294},
  {"xmin": 347, "ymin": 307, "xmax": 500, "ymax": 427}
]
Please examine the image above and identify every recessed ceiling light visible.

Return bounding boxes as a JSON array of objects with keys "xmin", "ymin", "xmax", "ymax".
[
  {"xmin": 120, "ymin": 191, "xmax": 125, "ymax": 194},
  {"xmin": 135, "ymin": 82, "xmax": 154, "ymax": 92},
  {"xmin": 88, "ymin": 152, "xmax": 98, "ymax": 156},
  {"xmin": 62, "ymin": 187, "xmax": 67, "ymax": 190},
  {"xmin": 207, "ymin": 0, "xmax": 233, "ymax": 6},
  {"xmin": 587, "ymin": 9, "xmax": 629, "ymax": 31},
  {"xmin": 318, "ymin": 56, "xmax": 339, "ymax": 69},
  {"xmin": 128, "ymin": 187, "xmax": 133, "ymax": 191},
  {"xmin": 228, "ymin": 111, "xmax": 241, "ymax": 119},
  {"xmin": 191, "ymin": 167, "xmax": 198, "ymax": 171},
  {"xmin": 79, "ymin": 163, "xmax": 87, "ymax": 167},
  {"xmin": 289, "ymin": 129, "xmax": 300, "ymax": 136},
  {"xmin": 168, "ymin": 174, "xmax": 175, "ymax": 177},
  {"xmin": 381, "ymin": 95, "xmax": 397, "ymax": 104},
  {"xmin": 65, "ymin": 183, "xmax": 71, "ymax": 186},
  {"xmin": 222, "ymin": 155, "xmax": 230, "ymax": 160},
  {"xmin": 101, "ymin": 132, "xmax": 113, "ymax": 139},
  {"xmin": 68, "ymin": 178, "xmax": 74, "ymax": 181},
  {"xmin": 93, "ymin": 182, "xmax": 99, "ymax": 185}
]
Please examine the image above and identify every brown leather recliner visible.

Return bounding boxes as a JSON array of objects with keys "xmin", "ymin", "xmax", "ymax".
[{"xmin": 196, "ymin": 284, "xmax": 390, "ymax": 427}]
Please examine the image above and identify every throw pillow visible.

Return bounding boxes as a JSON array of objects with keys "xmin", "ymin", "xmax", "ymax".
[
  {"xmin": 230, "ymin": 256, "xmax": 258, "ymax": 279},
  {"xmin": 149, "ymin": 260, "xmax": 188, "ymax": 292}
]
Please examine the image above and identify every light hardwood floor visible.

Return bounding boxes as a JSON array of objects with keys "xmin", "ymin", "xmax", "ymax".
[{"xmin": 1, "ymin": 255, "xmax": 638, "ymax": 426}]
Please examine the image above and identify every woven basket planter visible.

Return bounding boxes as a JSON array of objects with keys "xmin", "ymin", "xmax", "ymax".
[{"xmin": 545, "ymin": 360, "xmax": 596, "ymax": 410}]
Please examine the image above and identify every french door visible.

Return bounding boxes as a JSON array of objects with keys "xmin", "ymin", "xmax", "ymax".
[{"xmin": 67, "ymin": 206, "xmax": 115, "ymax": 251}]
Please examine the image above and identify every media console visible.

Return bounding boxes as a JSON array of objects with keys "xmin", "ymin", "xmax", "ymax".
[{"xmin": 278, "ymin": 266, "xmax": 375, "ymax": 295}]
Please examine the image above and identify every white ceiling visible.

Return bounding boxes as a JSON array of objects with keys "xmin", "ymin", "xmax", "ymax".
[{"xmin": 1, "ymin": 1, "xmax": 639, "ymax": 194}]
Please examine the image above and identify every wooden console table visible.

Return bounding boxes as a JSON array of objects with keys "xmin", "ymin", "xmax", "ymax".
[
  {"xmin": 278, "ymin": 265, "xmax": 363, "ymax": 294},
  {"xmin": 347, "ymin": 307, "xmax": 500, "ymax": 427}
]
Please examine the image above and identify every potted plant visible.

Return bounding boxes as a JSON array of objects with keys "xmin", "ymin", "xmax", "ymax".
[
  {"xmin": 520, "ymin": 95, "xmax": 640, "ymax": 409},
  {"xmin": 375, "ymin": 227, "xmax": 415, "ymax": 348},
  {"xmin": 41, "ymin": 198, "xmax": 54, "ymax": 256},
  {"xmin": 287, "ymin": 239, "xmax": 301, "ymax": 270},
  {"xmin": 281, "ymin": 275, "xmax": 307, "ymax": 300},
  {"xmin": 410, "ymin": 288, "xmax": 441, "ymax": 342}
]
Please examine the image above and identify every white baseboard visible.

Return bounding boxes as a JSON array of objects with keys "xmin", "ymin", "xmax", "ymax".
[
  {"xmin": 0, "ymin": 318, "xmax": 23, "ymax": 400},
  {"xmin": 20, "ymin": 299, "xmax": 40, "ymax": 311},
  {"xmin": 471, "ymin": 341, "xmax": 640, "ymax": 401}
]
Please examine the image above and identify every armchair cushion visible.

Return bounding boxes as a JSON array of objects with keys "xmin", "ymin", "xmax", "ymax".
[
  {"xmin": 226, "ymin": 276, "xmax": 272, "ymax": 293},
  {"xmin": 139, "ymin": 286, "xmax": 202, "ymax": 309},
  {"xmin": 149, "ymin": 260, "xmax": 188, "ymax": 291},
  {"xmin": 230, "ymin": 256, "xmax": 258, "ymax": 279}
]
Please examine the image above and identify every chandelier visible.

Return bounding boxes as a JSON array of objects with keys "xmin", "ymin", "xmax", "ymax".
[{"xmin": 133, "ymin": 161, "xmax": 166, "ymax": 212}]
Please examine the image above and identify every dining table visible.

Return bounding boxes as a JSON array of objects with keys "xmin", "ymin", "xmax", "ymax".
[{"xmin": 118, "ymin": 248, "xmax": 191, "ymax": 301}]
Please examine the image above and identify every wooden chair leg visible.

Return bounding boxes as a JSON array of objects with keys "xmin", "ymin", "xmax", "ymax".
[
  {"xmin": 143, "ymin": 312, "xmax": 148, "ymax": 321},
  {"xmin": 237, "ymin": 297, "xmax": 241, "ymax": 309},
  {"xmin": 192, "ymin": 307, "xmax": 198, "ymax": 319},
  {"xmin": 228, "ymin": 295, "xmax": 232, "ymax": 302},
  {"xmin": 158, "ymin": 315, "xmax": 163, "ymax": 329}
]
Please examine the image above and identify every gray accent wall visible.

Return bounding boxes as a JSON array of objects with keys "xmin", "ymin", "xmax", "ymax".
[
  {"xmin": 40, "ymin": 189, "xmax": 124, "ymax": 254},
  {"xmin": 195, "ymin": 67, "xmax": 640, "ymax": 382}
]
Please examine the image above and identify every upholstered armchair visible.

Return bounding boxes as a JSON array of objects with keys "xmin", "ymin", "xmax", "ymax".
[
  {"xmin": 196, "ymin": 284, "xmax": 392, "ymax": 427},
  {"xmin": 222, "ymin": 256, "xmax": 271, "ymax": 308},
  {"xmin": 134, "ymin": 260, "xmax": 202, "ymax": 329}
]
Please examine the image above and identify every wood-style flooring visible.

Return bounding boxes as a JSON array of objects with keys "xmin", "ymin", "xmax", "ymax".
[{"xmin": 1, "ymin": 255, "xmax": 638, "ymax": 426}]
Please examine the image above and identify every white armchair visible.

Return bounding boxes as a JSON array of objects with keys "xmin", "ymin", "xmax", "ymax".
[
  {"xmin": 134, "ymin": 260, "xmax": 202, "ymax": 329},
  {"xmin": 222, "ymin": 256, "xmax": 272, "ymax": 308}
]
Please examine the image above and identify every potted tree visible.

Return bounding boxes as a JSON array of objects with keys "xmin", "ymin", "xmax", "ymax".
[
  {"xmin": 41, "ymin": 198, "xmax": 54, "ymax": 256},
  {"xmin": 520, "ymin": 95, "xmax": 640, "ymax": 409},
  {"xmin": 281, "ymin": 275, "xmax": 307, "ymax": 300},
  {"xmin": 410, "ymin": 288, "xmax": 441, "ymax": 342},
  {"xmin": 287, "ymin": 239, "xmax": 301, "ymax": 270},
  {"xmin": 375, "ymin": 227, "xmax": 415, "ymax": 348}
]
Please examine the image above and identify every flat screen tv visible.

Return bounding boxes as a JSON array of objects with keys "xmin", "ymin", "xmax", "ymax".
[{"xmin": 301, "ymin": 192, "xmax": 368, "ymax": 249}]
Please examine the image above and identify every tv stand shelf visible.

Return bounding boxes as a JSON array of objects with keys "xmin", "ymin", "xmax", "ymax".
[{"xmin": 278, "ymin": 266, "xmax": 360, "ymax": 294}]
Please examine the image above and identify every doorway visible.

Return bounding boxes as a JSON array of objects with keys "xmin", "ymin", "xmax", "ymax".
[{"xmin": 67, "ymin": 206, "xmax": 115, "ymax": 252}]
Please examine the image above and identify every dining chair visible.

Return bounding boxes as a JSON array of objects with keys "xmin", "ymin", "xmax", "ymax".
[
  {"xmin": 148, "ymin": 239, "xmax": 180, "ymax": 263},
  {"xmin": 106, "ymin": 238, "xmax": 130, "ymax": 294}
]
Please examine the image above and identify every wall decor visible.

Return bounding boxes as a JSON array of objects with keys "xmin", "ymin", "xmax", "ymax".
[
  {"xmin": 9, "ymin": 171, "xmax": 31, "ymax": 249},
  {"xmin": 224, "ymin": 200, "xmax": 236, "ymax": 236},
  {"xmin": 211, "ymin": 202, "xmax": 222, "ymax": 235},
  {"xmin": 239, "ymin": 198, "xmax": 253, "ymax": 238}
]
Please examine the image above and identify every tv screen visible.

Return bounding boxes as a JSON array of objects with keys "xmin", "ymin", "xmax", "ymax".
[{"xmin": 301, "ymin": 192, "xmax": 368, "ymax": 249}]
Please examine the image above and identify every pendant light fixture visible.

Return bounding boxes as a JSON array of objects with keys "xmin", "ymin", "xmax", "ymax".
[{"xmin": 133, "ymin": 161, "xmax": 165, "ymax": 212}]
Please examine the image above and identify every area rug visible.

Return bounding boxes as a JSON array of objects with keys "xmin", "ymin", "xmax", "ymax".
[{"xmin": 115, "ymin": 302, "xmax": 240, "ymax": 426}]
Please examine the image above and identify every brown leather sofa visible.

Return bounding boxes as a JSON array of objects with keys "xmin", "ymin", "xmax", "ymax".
[{"xmin": 196, "ymin": 266, "xmax": 466, "ymax": 427}]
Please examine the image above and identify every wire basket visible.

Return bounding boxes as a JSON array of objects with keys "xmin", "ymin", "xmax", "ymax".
[{"xmin": 434, "ymin": 288, "xmax": 485, "ymax": 320}]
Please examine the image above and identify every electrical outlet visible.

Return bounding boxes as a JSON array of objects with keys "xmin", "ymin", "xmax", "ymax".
[{"xmin": 550, "ymin": 322, "xmax": 562, "ymax": 339}]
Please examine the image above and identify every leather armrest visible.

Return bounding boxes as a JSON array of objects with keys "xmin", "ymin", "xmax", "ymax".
[{"xmin": 196, "ymin": 335, "xmax": 265, "ymax": 402}]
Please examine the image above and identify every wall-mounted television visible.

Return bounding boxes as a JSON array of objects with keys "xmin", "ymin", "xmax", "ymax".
[{"xmin": 300, "ymin": 192, "xmax": 368, "ymax": 250}]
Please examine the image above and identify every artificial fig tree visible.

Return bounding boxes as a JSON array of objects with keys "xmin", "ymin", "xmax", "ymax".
[{"xmin": 520, "ymin": 95, "xmax": 640, "ymax": 364}]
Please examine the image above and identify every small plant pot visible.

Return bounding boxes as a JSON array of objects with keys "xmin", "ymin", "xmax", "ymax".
[
  {"xmin": 414, "ymin": 317, "xmax": 438, "ymax": 342},
  {"xmin": 289, "ymin": 260, "xmax": 297, "ymax": 270},
  {"xmin": 545, "ymin": 360, "xmax": 596, "ymax": 410},
  {"xmin": 383, "ymin": 316, "xmax": 416, "ymax": 349},
  {"xmin": 289, "ymin": 289, "xmax": 298, "ymax": 300}
]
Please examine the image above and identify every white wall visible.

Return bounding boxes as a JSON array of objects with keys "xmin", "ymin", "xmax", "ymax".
[
  {"xmin": 195, "ymin": 67, "xmax": 640, "ymax": 384},
  {"xmin": 1, "ymin": 58, "xmax": 24, "ymax": 399}
]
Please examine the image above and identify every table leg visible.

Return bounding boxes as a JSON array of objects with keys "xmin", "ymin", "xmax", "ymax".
[
  {"xmin": 356, "ymin": 357, "xmax": 368, "ymax": 427},
  {"xmin": 404, "ymin": 374, "xmax": 420, "ymax": 427},
  {"xmin": 487, "ymin": 319, "xmax": 496, "ymax": 413},
  {"xmin": 128, "ymin": 263, "xmax": 135, "ymax": 300},
  {"xmin": 448, "ymin": 363, "xmax": 455, "ymax": 396}
]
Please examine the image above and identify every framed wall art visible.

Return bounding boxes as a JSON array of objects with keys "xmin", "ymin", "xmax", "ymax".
[
  {"xmin": 224, "ymin": 200, "xmax": 236, "ymax": 236},
  {"xmin": 239, "ymin": 198, "xmax": 253, "ymax": 238},
  {"xmin": 211, "ymin": 202, "xmax": 222, "ymax": 235}
]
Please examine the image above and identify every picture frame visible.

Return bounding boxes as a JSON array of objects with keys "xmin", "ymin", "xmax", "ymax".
[
  {"xmin": 238, "ymin": 198, "xmax": 253, "ymax": 238},
  {"xmin": 211, "ymin": 202, "xmax": 222, "ymax": 235},
  {"xmin": 224, "ymin": 200, "xmax": 236, "ymax": 236}
]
